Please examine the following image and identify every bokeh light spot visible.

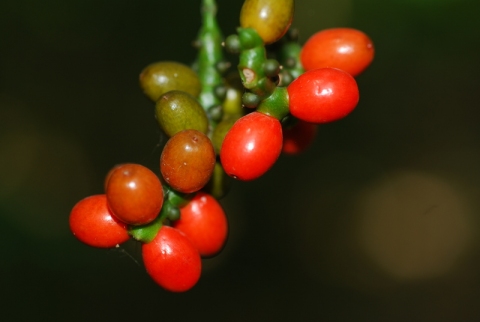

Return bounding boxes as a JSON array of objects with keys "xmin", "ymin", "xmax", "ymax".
[{"xmin": 355, "ymin": 170, "xmax": 474, "ymax": 280}]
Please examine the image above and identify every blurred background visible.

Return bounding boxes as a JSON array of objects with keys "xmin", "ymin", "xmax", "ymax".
[{"xmin": 1, "ymin": 0, "xmax": 480, "ymax": 320}]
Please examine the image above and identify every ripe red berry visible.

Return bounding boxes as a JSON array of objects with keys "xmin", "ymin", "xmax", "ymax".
[
  {"xmin": 106, "ymin": 163, "xmax": 164, "ymax": 225},
  {"xmin": 69, "ymin": 194, "xmax": 129, "ymax": 248},
  {"xmin": 300, "ymin": 28, "xmax": 374, "ymax": 77},
  {"xmin": 173, "ymin": 192, "xmax": 228, "ymax": 257},
  {"xmin": 142, "ymin": 226, "xmax": 201, "ymax": 292},
  {"xmin": 287, "ymin": 68, "xmax": 359, "ymax": 123},
  {"xmin": 220, "ymin": 111, "xmax": 283, "ymax": 181}
]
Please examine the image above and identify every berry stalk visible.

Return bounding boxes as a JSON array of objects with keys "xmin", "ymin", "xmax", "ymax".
[{"xmin": 196, "ymin": 0, "xmax": 226, "ymax": 126}]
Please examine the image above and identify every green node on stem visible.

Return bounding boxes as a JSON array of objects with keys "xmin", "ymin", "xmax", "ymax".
[
  {"xmin": 242, "ymin": 92, "xmax": 260, "ymax": 108},
  {"xmin": 196, "ymin": 0, "xmax": 225, "ymax": 130},
  {"xmin": 237, "ymin": 27, "xmax": 279, "ymax": 102},
  {"xmin": 237, "ymin": 27, "xmax": 264, "ymax": 49},
  {"xmin": 208, "ymin": 104, "xmax": 224, "ymax": 123},
  {"xmin": 277, "ymin": 41, "xmax": 304, "ymax": 83},
  {"xmin": 224, "ymin": 35, "xmax": 240, "ymax": 54},
  {"xmin": 263, "ymin": 59, "xmax": 281, "ymax": 77}
]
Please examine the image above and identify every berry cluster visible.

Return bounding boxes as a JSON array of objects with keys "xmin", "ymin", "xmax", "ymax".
[{"xmin": 69, "ymin": 0, "xmax": 374, "ymax": 292}]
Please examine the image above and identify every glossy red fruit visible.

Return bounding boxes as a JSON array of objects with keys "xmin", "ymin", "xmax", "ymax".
[
  {"xmin": 173, "ymin": 192, "xmax": 228, "ymax": 257},
  {"xmin": 220, "ymin": 112, "xmax": 282, "ymax": 181},
  {"xmin": 104, "ymin": 163, "xmax": 124, "ymax": 191},
  {"xmin": 160, "ymin": 129, "xmax": 216, "ymax": 193},
  {"xmin": 142, "ymin": 226, "xmax": 201, "ymax": 292},
  {"xmin": 300, "ymin": 28, "xmax": 374, "ymax": 77},
  {"xmin": 287, "ymin": 68, "xmax": 359, "ymax": 123},
  {"xmin": 282, "ymin": 120, "xmax": 318, "ymax": 155},
  {"xmin": 69, "ymin": 194, "xmax": 129, "ymax": 248},
  {"xmin": 106, "ymin": 163, "xmax": 163, "ymax": 225}
]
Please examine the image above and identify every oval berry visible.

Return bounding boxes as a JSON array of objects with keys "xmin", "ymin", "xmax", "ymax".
[
  {"xmin": 106, "ymin": 163, "xmax": 164, "ymax": 225},
  {"xmin": 104, "ymin": 163, "xmax": 124, "ymax": 192},
  {"xmin": 155, "ymin": 90, "xmax": 208, "ymax": 137},
  {"xmin": 287, "ymin": 68, "xmax": 359, "ymax": 123},
  {"xmin": 220, "ymin": 112, "xmax": 282, "ymax": 181},
  {"xmin": 139, "ymin": 61, "xmax": 201, "ymax": 101},
  {"xmin": 142, "ymin": 226, "xmax": 201, "ymax": 292},
  {"xmin": 300, "ymin": 28, "xmax": 374, "ymax": 77},
  {"xmin": 69, "ymin": 194, "xmax": 129, "ymax": 248},
  {"xmin": 173, "ymin": 192, "xmax": 228, "ymax": 257},
  {"xmin": 240, "ymin": 0, "xmax": 294, "ymax": 44},
  {"xmin": 160, "ymin": 129, "xmax": 216, "ymax": 193}
]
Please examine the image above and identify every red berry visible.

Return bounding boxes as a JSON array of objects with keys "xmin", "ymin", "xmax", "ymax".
[
  {"xmin": 300, "ymin": 28, "xmax": 374, "ymax": 77},
  {"xmin": 142, "ymin": 226, "xmax": 201, "ymax": 292},
  {"xmin": 104, "ymin": 163, "xmax": 124, "ymax": 191},
  {"xmin": 282, "ymin": 120, "xmax": 318, "ymax": 155},
  {"xmin": 106, "ymin": 163, "xmax": 164, "ymax": 225},
  {"xmin": 173, "ymin": 192, "xmax": 228, "ymax": 257},
  {"xmin": 160, "ymin": 129, "xmax": 216, "ymax": 193},
  {"xmin": 287, "ymin": 68, "xmax": 359, "ymax": 123},
  {"xmin": 69, "ymin": 194, "xmax": 129, "ymax": 248},
  {"xmin": 220, "ymin": 112, "xmax": 283, "ymax": 181}
]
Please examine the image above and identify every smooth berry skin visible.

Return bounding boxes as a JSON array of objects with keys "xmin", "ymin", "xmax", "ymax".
[
  {"xmin": 142, "ymin": 226, "xmax": 201, "ymax": 292},
  {"xmin": 106, "ymin": 163, "xmax": 164, "ymax": 226},
  {"xmin": 173, "ymin": 192, "xmax": 228, "ymax": 257},
  {"xmin": 155, "ymin": 90, "xmax": 209, "ymax": 137},
  {"xmin": 282, "ymin": 120, "xmax": 318, "ymax": 155},
  {"xmin": 287, "ymin": 68, "xmax": 359, "ymax": 124},
  {"xmin": 220, "ymin": 112, "xmax": 282, "ymax": 181},
  {"xmin": 240, "ymin": 0, "xmax": 294, "ymax": 45},
  {"xmin": 300, "ymin": 28, "xmax": 374, "ymax": 77},
  {"xmin": 69, "ymin": 194, "xmax": 129, "ymax": 248},
  {"xmin": 160, "ymin": 129, "xmax": 216, "ymax": 193},
  {"xmin": 139, "ymin": 61, "xmax": 201, "ymax": 101},
  {"xmin": 104, "ymin": 163, "xmax": 124, "ymax": 191}
]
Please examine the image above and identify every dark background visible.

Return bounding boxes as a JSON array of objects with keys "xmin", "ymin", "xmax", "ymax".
[{"xmin": 1, "ymin": 0, "xmax": 480, "ymax": 321}]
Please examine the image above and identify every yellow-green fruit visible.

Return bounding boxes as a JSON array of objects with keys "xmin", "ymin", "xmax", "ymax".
[
  {"xmin": 203, "ymin": 161, "xmax": 232, "ymax": 199},
  {"xmin": 140, "ymin": 61, "xmax": 201, "ymax": 102},
  {"xmin": 240, "ymin": 0, "xmax": 294, "ymax": 45},
  {"xmin": 212, "ymin": 115, "xmax": 240, "ymax": 153},
  {"xmin": 222, "ymin": 87, "xmax": 244, "ymax": 116},
  {"xmin": 155, "ymin": 90, "xmax": 209, "ymax": 137}
]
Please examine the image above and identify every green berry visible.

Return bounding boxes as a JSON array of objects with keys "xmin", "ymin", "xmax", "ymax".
[
  {"xmin": 155, "ymin": 90, "xmax": 209, "ymax": 137},
  {"xmin": 212, "ymin": 115, "xmax": 239, "ymax": 154},
  {"xmin": 140, "ymin": 61, "xmax": 201, "ymax": 102},
  {"xmin": 240, "ymin": 0, "xmax": 294, "ymax": 45}
]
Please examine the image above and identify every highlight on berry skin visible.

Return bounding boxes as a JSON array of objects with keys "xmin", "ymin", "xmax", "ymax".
[
  {"xmin": 300, "ymin": 28, "xmax": 374, "ymax": 77},
  {"xmin": 69, "ymin": 0, "xmax": 374, "ymax": 292}
]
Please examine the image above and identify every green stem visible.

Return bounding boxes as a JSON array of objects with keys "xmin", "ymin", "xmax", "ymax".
[
  {"xmin": 167, "ymin": 187, "xmax": 193, "ymax": 208},
  {"xmin": 128, "ymin": 206, "xmax": 167, "ymax": 243},
  {"xmin": 128, "ymin": 185, "xmax": 193, "ymax": 243},
  {"xmin": 237, "ymin": 28, "xmax": 277, "ymax": 101},
  {"xmin": 197, "ymin": 0, "xmax": 225, "ymax": 126},
  {"xmin": 256, "ymin": 86, "xmax": 289, "ymax": 120}
]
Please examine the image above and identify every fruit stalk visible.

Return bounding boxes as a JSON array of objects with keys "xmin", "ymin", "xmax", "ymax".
[{"xmin": 197, "ymin": 0, "xmax": 225, "ymax": 124}]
